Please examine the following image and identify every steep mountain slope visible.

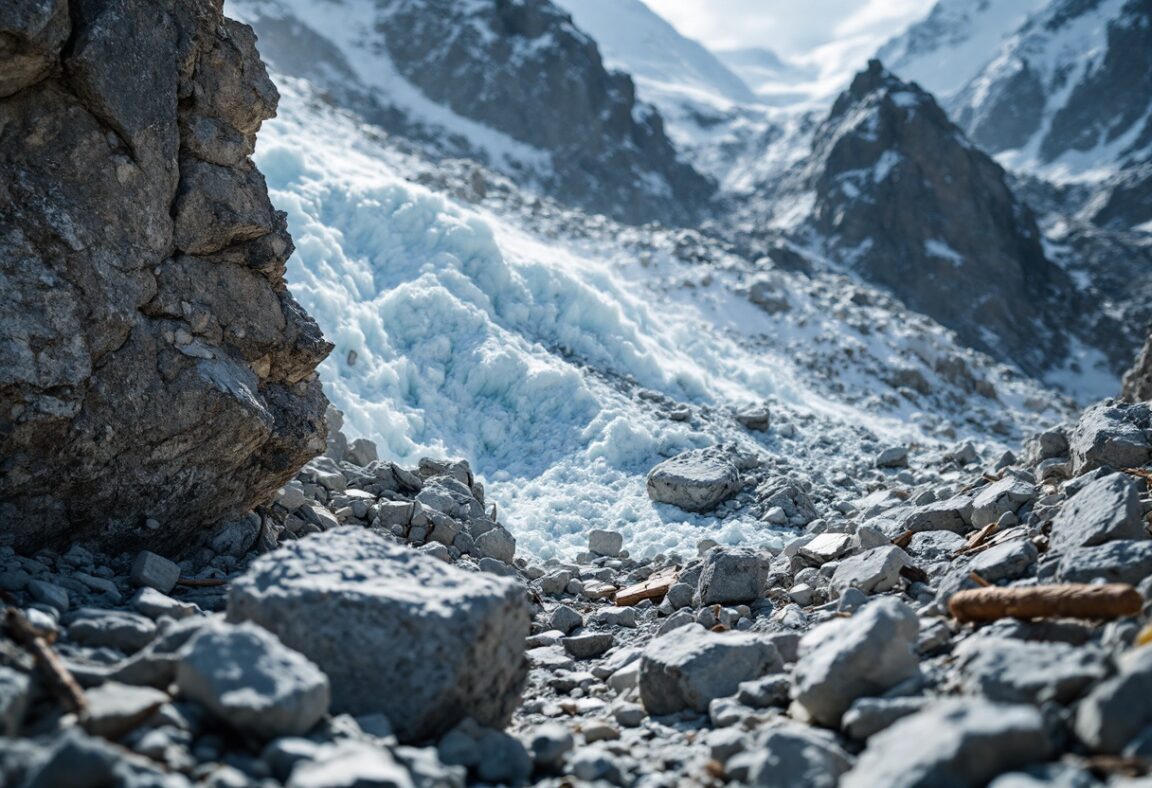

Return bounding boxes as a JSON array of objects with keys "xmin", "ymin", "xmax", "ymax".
[
  {"xmin": 250, "ymin": 77, "xmax": 1070, "ymax": 557},
  {"xmin": 803, "ymin": 61, "xmax": 1091, "ymax": 379},
  {"xmin": 229, "ymin": 0, "xmax": 712, "ymax": 226},
  {"xmin": 878, "ymin": 0, "xmax": 1049, "ymax": 102},
  {"xmin": 718, "ymin": 47, "xmax": 823, "ymax": 106},
  {"xmin": 554, "ymin": 0, "xmax": 756, "ymax": 107}
]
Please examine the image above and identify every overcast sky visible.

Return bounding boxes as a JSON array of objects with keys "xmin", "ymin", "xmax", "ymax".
[{"xmin": 643, "ymin": 0, "xmax": 935, "ymax": 77}]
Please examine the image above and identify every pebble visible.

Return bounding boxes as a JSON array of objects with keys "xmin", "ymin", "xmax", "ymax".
[{"xmin": 130, "ymin": 552, "xmax": 181, "ymax": 594}]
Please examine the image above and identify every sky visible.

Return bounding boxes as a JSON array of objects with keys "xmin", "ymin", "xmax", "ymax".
[{"xmin": 643, "ymin": 0, "xmax": 935, "ymax": 78}]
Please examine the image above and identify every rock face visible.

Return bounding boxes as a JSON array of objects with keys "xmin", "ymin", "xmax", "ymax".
[
  {"xmin": 227, "ymin": 528, "xmax": 531, "ymax": 743},
  {"xmin": 0, "ymin": 0, "xmax": 331, "ymax": 553},
  {"xmin": 808, "ymin": 60, "xmax": 1081, "ymax": 376},
  {"xmin": 1123, "ymin": 333, "xmax": 1152, "ymax": 402}
]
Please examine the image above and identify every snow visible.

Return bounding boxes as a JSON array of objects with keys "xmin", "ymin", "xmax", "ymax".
[
  {"xmin": 878, "ymin": 0, "xmax": 1050, "ymax": 101},
  {"xmin": 924, "ymin": 239, "xmax": 965, "ymax": 266},
  {"xmin": 255, "ymin": 80, "xmax": 1071, "ymax": 559}
]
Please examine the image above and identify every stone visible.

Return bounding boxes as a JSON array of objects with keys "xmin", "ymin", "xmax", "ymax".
[
  {"xmin": 968, "ymin": 540, "xmax": 1038, "ymax": 583},
  {"xmin": 875, "ymin": 446, "xmax": 909, "ymax": 468},
  {"xmin": 287, "ymin": 741, "xmax": 414, "ymax": 788},
  {"xmin": 67, "ymin": 609, "xmax": 158, "ymax": 653},
  {"xmin": 82, "ymin": 682, "xmax": 169, "ymax": 740},
  {"xmin": 1123, "ymin": 333, "xmax": 1152, "ymax": 402},
  {"xmin": 798, "ymin": 533, "xmax": 857, "ymax": 565},
  {"xmin": 829, "ymin": 546, "xmax": 909, "ymax": 598},
  {"xmin": 842, "ymin": 696, "xmax": 929, "ymax": 740},
  {"xmin": 956, "ymin": 638, "xmax": 1108, "ymax": 705},
  {"xmin": 130, "ymin": 552, "xmax": 181, "ymax": 594},
  {"xmin": 132, "ymin": 588, "xmax": 200, "ymax": 620},
  {"xmin": 415, "ymin": 477, "xmax": 484, "ymax": 521},
  {"xmin": 736, "ymin": 405, "xmax": 771, "ymax": 431},
  {"xmin": 474, "ymin": 525, "xmax": 516, "ymax": 564},
  {"xmin": 346, "ymin": 438, "xmax": 379, "ymax": 467},
  {"xmin": 1050, "ymin": 472, "xmax": 1146, "ymax": 550},
  {"xmin": 177, "ymin": 621, "xmax": 330, "ymax": 741},
  {"xmin": 591, "ymin": 606, "xmax": 638, "ymax": 628},
  {"xmin": 893, "ymin": 496, "xmax": 972, "ymax": 534},
  {"xmin": 906, "ymin": 530, "xmax": 966, "ymax": 562},
  {"xmin": 227, "ymin": 528, "xmax": 530, "ymax": 742},
  {"xmin": 549, "ymin": 605, "xmax": 583, "ymax": 634},
  {"xmin": 17, "ymin": 729, "xmax": 185, "ymax": 787},
  {"xmin": 1074, "ymin": 642, "xmax": 1152, "ymax": 753},
  {"xmin": 696, "ymin": 547, "xmax": 769, "ymax": 605},
  {"xmin": 639, "ymin": 625, "xmax": 783, "ymax": 715},
  {"xmin": 0, "ymin": 0, "xmax": 331, "ymax": 554},
  {"xmin": 27, "ymin": 579, "xmax": 69, "ymax": 611},
  {"xmin": 1057, "ymin": 540, "xmax": 1152, "ymax": 584},
  {"xmin": 562, "ymin": 632, "xmax": 615, "ymax": 660},
  {"xmin": 842, "ymin": 700, "xmax": 1052, "ymax": 788},
  {"xmin": 588, "ymin": 529, "xmax": 624, "ymax": 557},
  {"xmin": 1069, "ymin": 402, "xmax": 1151, "ymax": 475},
  {"xmin": 970, "ymin": 476, "xmax": 1036, "ymax": 528},
  {"xmin": 538, "ymin": 570, "xmax": 572, "ymax": 596},
  {"xmin": 758, "ymin": 479, "xmax": 819, "ymax": 524},
  {"xmin": 209, "ymin": 515, "xmax": 262, "ymax": 558},
  {"xmin": 739, "ymin": 726, "xmax": 853, "ymax": 788},
  {"xmin": 0, "ymin": 665, "xmax": 30, "ymax": 735},
  {"xmin": 737, "ymin": 675, "xmax": 793, "ymax": 709},
  {"xmin": 792, "ymin": 598, "xmax": 920, "ymax": 727},
  {"xmin": 527, "ymin": 722, "xmax": 574, "ymax": 768},
  {"xmin": 646, "ymin": 448, "xmax": 742, "ymax": 512}
]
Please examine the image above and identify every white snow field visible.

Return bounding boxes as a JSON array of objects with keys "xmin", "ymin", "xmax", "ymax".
[{"xmin": 256, "ymin": 82, "xmax": 1068, "ymax": 560}]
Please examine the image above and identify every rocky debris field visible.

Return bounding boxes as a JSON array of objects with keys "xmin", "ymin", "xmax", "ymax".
[{"xmin": 1, "ymin": 398, "xmax": 1151, "ymax": 787}]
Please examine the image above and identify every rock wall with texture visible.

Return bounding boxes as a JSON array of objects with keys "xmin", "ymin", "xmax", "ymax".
[
  {"xmin": 0, "ymin": 0, "xmax": 331, "ymax": 553},
  {"xmin": 1123, "ymin": 333, "xmax": 1152, "ymax": 403}
]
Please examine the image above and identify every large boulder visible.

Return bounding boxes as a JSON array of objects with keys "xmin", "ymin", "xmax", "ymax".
[
  {"xmin": 227, "ymin": 528, "xmax": 531, "ymax": 742},
  {"xmin": 843, "ymin": 700, "xmax": 1051, "ymax": 788},
  {"xmin": 1068, "ymin": 401, "xmax": 1151, "ymax": 475},
  {"xmin": 0, "ymin": 0, "xmax": 331, "ymax": 553},
  {"xmin": 646, "ymin": 448, "xmax": 742, "ymax": 513},
  {"xmin": 639, "ymin": 625, "xmax": 783, "ymax": 715},
  {"xmin": 792, "ymin": 598, "xmax": 920, "ymax": 728}
]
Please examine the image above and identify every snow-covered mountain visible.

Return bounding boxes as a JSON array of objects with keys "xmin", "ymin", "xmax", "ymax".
[
  {"xmin": 229, "ymin": 0, "xmax": 712, "ymax": 226},
  {"xmin": 718, "ymin": 47, "xmax": 823, "ymax": 106}
]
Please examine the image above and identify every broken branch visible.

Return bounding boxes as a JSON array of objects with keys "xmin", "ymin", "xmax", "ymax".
[{"xmin": 950, "ymin": 583, "xmax": 1142, "ymax": 624}]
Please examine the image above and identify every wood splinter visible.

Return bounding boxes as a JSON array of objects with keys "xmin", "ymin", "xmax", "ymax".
[
  {"xmin": 950, "ymin": 583, "xmax": 1142, "ymax": 624},
  {"xmin": 615, "ymin": 567, "xmax": 679, "ymax": 607},
  {"xmin": 4, "ymin": 606, "xmax": 88, "ymax": 717}
]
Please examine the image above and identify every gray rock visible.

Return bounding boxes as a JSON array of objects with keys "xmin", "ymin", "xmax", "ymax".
[
  {"xmin": 665, "ymin": 582, "xmax": 695, "ymax": 609},
  {"xmin": 549, "ymin": 605, "xmax": 583, "ymax": 634},
  {"xmin": 792, "ymin": 598, "xmax": 920, "ymax": 727},
  {"xmin": 893, "ymin": 496, "xmax": 973, "ymax": 534},
  {"xmin": 842, "ymin": 696, "xmax": 930, "ymax": 740},
  {"xmin": 277, "ymin": 482, "xmax": 308, "ymax": 511},
  {"xmin": 639, "ymin": 625, "xmax": 783, "ymax": 715},
  {"xmin": 18, "ymin": 728, "xmax": 187, "ymax": 787},
  {"xmin": 346, "ymin": 438, "xmax": 379, "ymax": 467},
  {"xmin": 538, "ymin": 570, "xmax": 572, "ymax": 596},
  {"xmin": 1074, "ymin": 641, "xmax": 1152, "ymax": 753},
  {"xmin": 956, "ymin": 638, "xmax": 1109, "ymax": 705},
  {"xmin": 971, "ymin": 476, "xmax": 1036, "ymax": 529},
  {"xmin": 130, "ymin": 552, "xmax": 181, "ymax": 595},
  {"xmin": 562, "ymin": 632, "xmax": 614, "ymax": 659},
  {"xmin": 740, "ymin": 726, "xmax": 853, "ymax": 787},
  {"xmin": 797, "ymin": 533, "xmax": 857, "ymax": 565},
  {"xmin": 227, "ymin": 528, "xmax": 530, "ymax": 742},
  {"xmin": 132, "ymin": 588, "xmax": 200, "ymax": 621},
  {"xmin": 646, "ymin": 448, "xmax": 742, "ymax": 513},
  {"xmin": 1050, "ymin": 472, "xmax": 1146, "ymax": 550},
  {"xmin": 474, "ymin": 525, "xmax": 516, "ymax": 564},
  {"xmin": 1057, "ymin": 540, "xmax": 1152, "ymax": 584},
  {"xmin": 843, "ymin": 700, "xmax": 1052, "ymax": 788},
  {"xmin": 67, "ymin": 609, "xmax": 158, "ymax": 653},
  {"xmin": 0, "ymin": 0, "xmax": 330, "ymax": 554},
  {"xmin": 209, "ymin": 515, "xmax": 262, "ymax": 558},
  {"xmin": 736, "ymin": 405, "xmax": 771, "ymax": 432},
  {"xmin": 591, "ymin": 606, "xmax": 637, "ymax": 628},
  {"xmin": 906, "ymin": 530, "xmax": 966, "ymax": 562},
  {"xmin": 82, "ymin": 682, "xmax": 169, "ymax": 740},
  {"xmin": 415, "ymin": 477, "xmax": 484, "ymax": 521},
  {"xmin": 527, "ymin": 722, "xmax": 574, "ymax": 769},
  {"xmin": 968, "ymin": 540, "xmax": 1038, "ymax": 583},
  {"xmin": 0, "ymin": 665, "xmax": 30, "ymax": 735},
  {"xmin": 829, "ymin": 546, "xmax": 909, "ymax": 598},
  {"xmin": 696, "ymin": 547, "xmax": 769, "ymax": 605},
  {"xmin": 1069, "ymin": 401, "xmax": 1151, "ymax": 475},
  {"xmin": 588, "ymin": 529, "xmax": 624, "ymax": 557},
  {"xmin": 875, "ymin": 446, "xmax": 909, "ymax": 468},
  {"xmin": 737, "ymin": 674, "xmax": 793, "ymax": 708},
  {"xmin": 177, "ymin": 621, "xmax": 330, "ymax": 741},
  {"xmin": 27, "ymin": 579, "xmax": 69, "ymax": 611},
  {"xmin": 287, "ymin": 741, "xmax": 413, "ymax": 788}
]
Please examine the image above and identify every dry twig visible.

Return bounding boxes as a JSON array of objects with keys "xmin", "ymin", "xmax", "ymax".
[{"xmin": 950, "ymin": 583, "xmax": 1141, "ymax": 624}]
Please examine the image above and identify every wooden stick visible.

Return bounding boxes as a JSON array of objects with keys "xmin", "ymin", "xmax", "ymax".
[
  {"xmin": 615, "ymin": 567, "xmax": 679, "ymax": 606},
  {"xmin": 4, "ymin": 607, "xmax": 87, "ymax": 716},
  {"xmin": 950, "ymin": 583, "xmax": 1142, "ymax": 624}
]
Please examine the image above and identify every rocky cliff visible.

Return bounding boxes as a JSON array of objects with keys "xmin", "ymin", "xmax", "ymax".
[
  {"xmin": 808, "ymin": 61, "xmax": 1082, "ymax": 376},
  {"xmin": 1123, "ymin": 332, "xmax": 1152, "ymax": 402},
  {"xmin": 0, "ymin": 0, "xmax": 331, "ymax": 553}
]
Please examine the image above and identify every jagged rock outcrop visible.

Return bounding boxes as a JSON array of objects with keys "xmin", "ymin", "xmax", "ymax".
[
  {"xmin": 807, "ymin": 61, "xmax": 1081, "ymax": 375},
  {"xmin": 231, "ymin": 0, "xmax": 713, "ymax": 226},
  {"xmin": 1123, "ymin": 333, "xmax": 1152, "ymax": 403},
  {"xmin": 0, "ymin": 0, "xmax": 331, "ymax": 553}
]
